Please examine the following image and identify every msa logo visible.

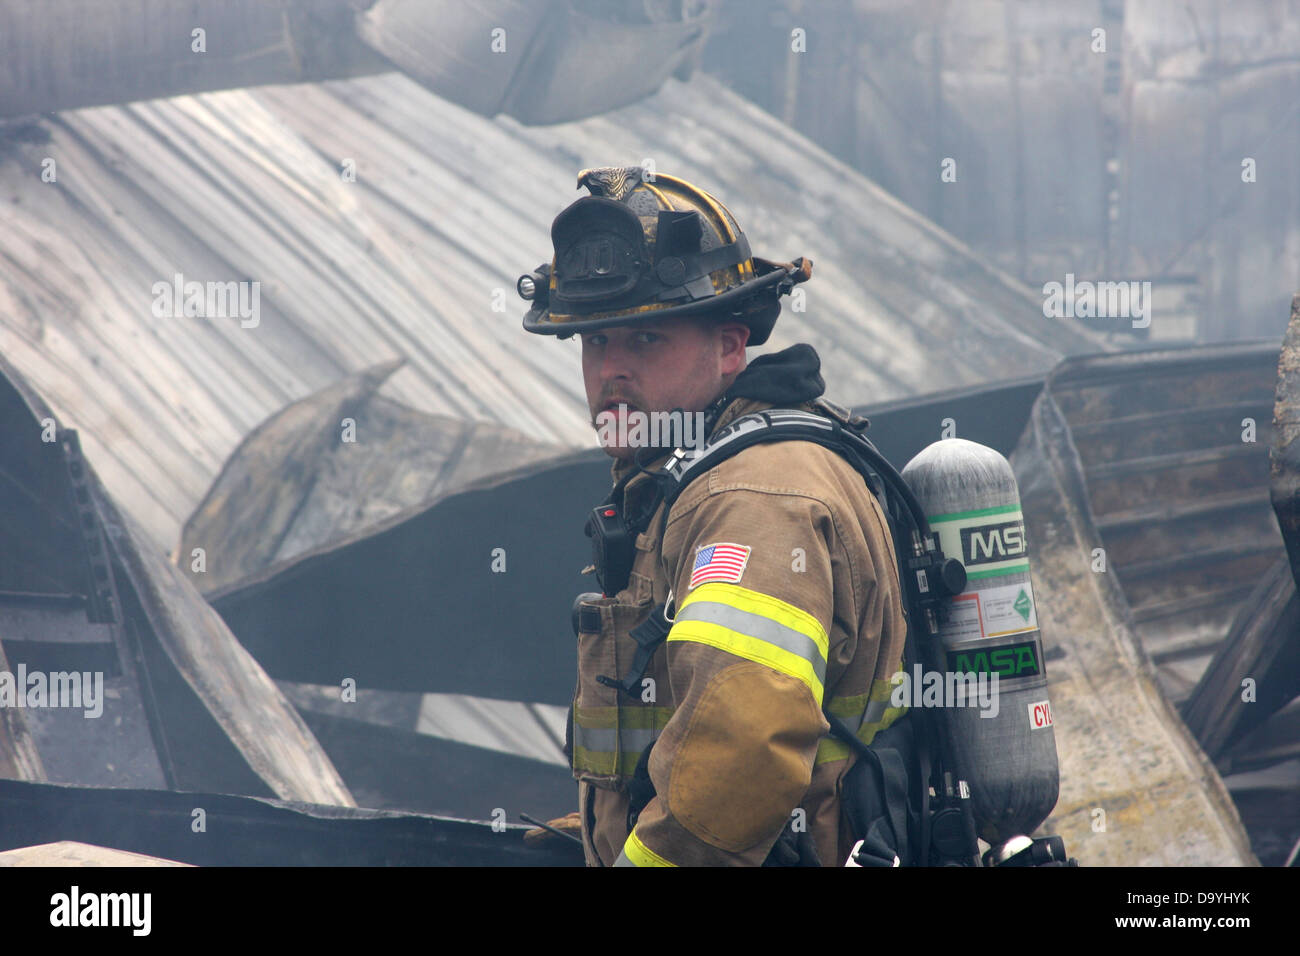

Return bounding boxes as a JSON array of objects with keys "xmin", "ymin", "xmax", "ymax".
[
  {"xmin": 1028, "ymin": 700, "xmax": 1053, "ymax": 730},
  {"xmin": 960, "ymin": 520, "xmax": 1026, "ymax": 566},
  {"xmin": 947, "ymin": 640, "xmax": 1041, "ymax": 679}
]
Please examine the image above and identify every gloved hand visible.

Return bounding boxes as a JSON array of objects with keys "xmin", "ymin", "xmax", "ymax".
[
  {"xmin": 523, "ymin": 811, "xmax": 582, "ymax": 846},
  {"xmin": 763, "ymin": 817, "xmax": 822, "ymax": 867}
]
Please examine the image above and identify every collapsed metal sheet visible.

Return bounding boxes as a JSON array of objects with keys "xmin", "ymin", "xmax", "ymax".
[
  {"xmin": 0, "ymin": 0, "xmax": 389, "ymax": 119},
  {"xmin": 1045, "ymin": 344, "xmax": 1283, "ymax": 706},
  {"xmin": 358, "ymin": 0, "xmax": 712, "ymax": 124},
  {"xmin": 1012, "ymin": 383, "xmax": 1257, "ymax": 865},
  {"xmin": 0, "ymin": 354, "xmax": 353, "ymax": 807},
  {"xmin": 0, "ymin": 0, "xmax": 708, "ymax": 125},
  {"xmin": 205, "ymin": 375, "xmax": 1050, "ymax": 703},
  {"xmin": 0, "ymin": 778, "xmax": 583, "ymax": 867},
  {"xmin": 180, "ymin": 360, "xmax": 565, "ymax": 595},
  {"xmin": 0, "ymin": 69, "xmax": 1108, "ymax": 556}
]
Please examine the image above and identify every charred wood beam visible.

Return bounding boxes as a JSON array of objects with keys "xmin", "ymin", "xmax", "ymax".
[
  {"xmin": 1219, "ymin": 699, "xmax": 1300, "ymax": 775},
  {"xmin": 1085, "ymin": 442, "xmax": 1264, "ymax": 482},
  {"xmin": 1130, "ymin": 584, "xmax": 1256, "ymax": 624},
  {"xmin": 1096, "ymin": 489, "xmax": 1269, "ymax": 532},
  {"xmin": 1182, "ymin": 557, "xmax": 1300, "ymax": 759},
  {"xmin": 1115, "ymin": 542, "xmax": 1281, "ymax": 582}
]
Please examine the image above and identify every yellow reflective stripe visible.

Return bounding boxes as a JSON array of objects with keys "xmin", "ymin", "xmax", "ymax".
[
  {"xmin": 670, "ymin": 583, "xmax": 829, "ymax": 705},
  {"xmin": 816, "ymin": 740, "xmax": 851, "ymax": 765},
  {"xmin": 571, "ymin": 706, "xmax": 675, "ymax": 777},
  {"xmin": 815, "ymin": 698, "xmax": 908, "ymax": 765},
  {"xmin": 685, "ymin": 583, "xmax": 831, "ymax": 662},
  {"xmin": 825, "ymin": 675, "xmax": 898, "ymax": 718},
  {"xmin": 572, "ymin": 745, "xmax": 641, "ymax": 776},
  {"xmin": 617, "ymin": 829, "xmax": 676, "ymax": 867},
  {"xmin": 573, "ymin": 706, "xmax": 674, "ymax": 731}
]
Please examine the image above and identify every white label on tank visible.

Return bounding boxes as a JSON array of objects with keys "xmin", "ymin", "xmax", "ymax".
[
  {"xmin": 938, "ymin": 593, "xmax": 983, "ymax": 641},
  {"xmin": 942, "ymin": 583, "xmax": 1037, "ymax": 641},
  {"xmin": 1028, "ymin": 700, "xmax": 1053, "ymax": 729},
  {"xmin": 978, "ymin": 581, "xmax": 1037, "ymax": 637}
]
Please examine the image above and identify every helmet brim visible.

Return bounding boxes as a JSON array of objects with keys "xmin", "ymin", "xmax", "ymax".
[{"xmin": 523, "ymin": 266, "xmax": 786, "ymax": 346}]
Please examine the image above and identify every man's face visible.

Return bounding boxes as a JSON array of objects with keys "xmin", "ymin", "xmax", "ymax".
[{"xmin": 581, "ymin": 315, "xmax": 748, "ymax": 460}]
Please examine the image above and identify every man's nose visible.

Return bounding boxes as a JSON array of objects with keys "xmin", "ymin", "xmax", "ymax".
[{"xmin": 599, "ymin": 340, "xmax": 633, "ymax": 383}]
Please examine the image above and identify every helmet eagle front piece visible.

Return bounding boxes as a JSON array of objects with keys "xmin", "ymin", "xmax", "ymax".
[{"xmin": 518, "ymin": 166, "xmax": 811, "ymax": 346}]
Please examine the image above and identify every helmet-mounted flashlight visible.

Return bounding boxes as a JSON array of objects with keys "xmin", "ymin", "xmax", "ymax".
[{"xmin": 517, "ymin": 265, "xmax": 550, "ymax": 303}]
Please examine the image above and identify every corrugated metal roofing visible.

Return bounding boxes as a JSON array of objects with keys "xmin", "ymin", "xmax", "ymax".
[{"xmin": 0, "ymin": 70, "xmax": 1109, "ymax": 554}]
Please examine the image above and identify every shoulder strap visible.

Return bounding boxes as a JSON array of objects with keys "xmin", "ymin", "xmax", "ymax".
[
  {"xmin": 654, "ymin": 405, "xmax": 958, "ymax": 866},
  {"xmin": 660, "ymin": 408, "xmax": 848, "ymax": 507}
]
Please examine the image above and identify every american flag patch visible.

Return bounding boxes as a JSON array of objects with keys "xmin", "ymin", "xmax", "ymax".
[{"xmin": 689, "ymin": 542, "xmax": 752, "ymax": 590}]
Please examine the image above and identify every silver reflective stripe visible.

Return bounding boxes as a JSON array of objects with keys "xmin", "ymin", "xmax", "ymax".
[
  {"xmin": 765, "ymin": 410, "xmax": 833, "ymax": 429},
  {"xmin": 674, "ymin": 600, "xmax": 827, "ymax": 686},
  {"xmin": 666, "ymin": 411, "xmax": 836, "ymax": 483},
  {"xmin": 572, "ymin": 725, "xmax": 660, "ymax": 754},
  {"xmin": 837, "ymin": 697, "xmax": 892, "ymax": 735},
  {"xmin": 614, "ymin": 848, "xmax": 636, "ymax": 867}
]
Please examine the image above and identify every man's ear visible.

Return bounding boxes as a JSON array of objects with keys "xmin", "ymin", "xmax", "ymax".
[{"xmin": 718, "ymin": 322, "xmax": 750, "ymax": 377}]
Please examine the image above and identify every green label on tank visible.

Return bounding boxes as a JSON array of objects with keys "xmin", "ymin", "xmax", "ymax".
[
  {"xmin": 1013, "ymin": 588, "xmax": 1032, "ymax": 621},
  {"xmin": 947, "ymin": 639, "xmax": 1042, "ymax": 678}
]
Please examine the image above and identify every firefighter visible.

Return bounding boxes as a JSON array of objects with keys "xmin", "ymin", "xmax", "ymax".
[{"xmin": 518, "ymin": 167, "xmax": 908, "ymax": 866}]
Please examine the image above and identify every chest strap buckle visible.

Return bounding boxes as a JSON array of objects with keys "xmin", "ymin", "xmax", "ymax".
[{"xmin": 595, "ymin": 601, "xmax": 673, "ymax": 698}]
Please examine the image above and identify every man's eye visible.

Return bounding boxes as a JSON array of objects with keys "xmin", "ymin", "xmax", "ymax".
[
  {"xmin": 634, "ymin": 331, "xmax": 659, "ymax": 344},
  {"xmin": 585, "ymin": 334, "xmax": 607, "ymax": 346}
]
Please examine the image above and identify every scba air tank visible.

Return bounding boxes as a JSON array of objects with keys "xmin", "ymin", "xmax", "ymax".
[{"xmin": 901, "ymin": 438, "xmax": 1059, "ymax": 844}]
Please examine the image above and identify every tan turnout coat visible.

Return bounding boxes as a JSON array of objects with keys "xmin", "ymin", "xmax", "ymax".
[{"xmin": 571, "ymin": 394, "xmax": 909, "ymax": 866}]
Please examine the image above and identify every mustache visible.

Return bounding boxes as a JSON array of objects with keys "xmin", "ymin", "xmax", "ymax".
[
  {"xmin": 589, "ymin": 396, "xmax": 645, "ymax": 430},
  {"xmin": 593, "ymin": 390, "xmax": 645, "ymax": 414}
]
